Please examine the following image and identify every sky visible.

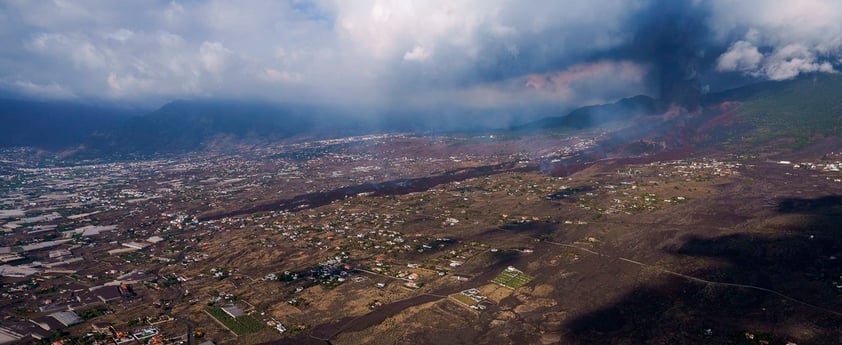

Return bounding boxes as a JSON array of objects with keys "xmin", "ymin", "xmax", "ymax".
[{"xmin": 0, "ymin": 0, "xmax": 840, "ymax": 113}]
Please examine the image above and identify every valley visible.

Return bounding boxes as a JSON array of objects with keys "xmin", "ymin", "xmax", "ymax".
[{"xmin": 2, "ymin": 113, "xmax": 842, "ymax": 344}]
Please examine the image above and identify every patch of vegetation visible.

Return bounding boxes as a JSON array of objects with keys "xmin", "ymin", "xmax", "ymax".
[
  {"xmin": 726, "ymin": 74, "xmax": 842, "ymax": 147},
  {"xmin": 206, "ymin": 307, "xmax": 265, "ymax": 335},
  {"xmin": 450, "ymin": 293, "xmax": 475, "ymax": 306},
  {"xmin": 78, "ymin": 306, "xmax": 109, "ymax": 320},
  {"xmin": 492, "ymin": 267, "xmax": 534, "ymax": 289}
]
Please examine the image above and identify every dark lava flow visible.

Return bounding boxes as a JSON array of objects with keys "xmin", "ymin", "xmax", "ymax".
[
  {"xmin": 199, "ymin": 147, "xmax": 697, "ymax": 222},
  {"xmin": 197, "ymin": 161, "xmax": 537, "ymax": 221}
]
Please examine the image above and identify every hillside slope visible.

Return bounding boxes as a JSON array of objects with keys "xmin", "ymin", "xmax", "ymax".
[
  {"xmin": 514, "ymin": 95, "xmax": 658, "ymax": 131},
  {"xmin": 0, "ymin": 99, "xmax": 139, "ymax": 149}
]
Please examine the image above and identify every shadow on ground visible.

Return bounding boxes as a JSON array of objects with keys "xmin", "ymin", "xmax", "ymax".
[{"xmin": 561, "ymin": 195, "xmax": 842, "ymax": 345}]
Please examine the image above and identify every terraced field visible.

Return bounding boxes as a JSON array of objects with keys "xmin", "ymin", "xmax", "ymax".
[{"xmin": 491, "ymin": 267, "xmax": 534, "ymax": 289}]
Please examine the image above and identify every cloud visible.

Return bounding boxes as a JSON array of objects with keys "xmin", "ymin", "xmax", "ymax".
[
  {"xmin": 525, "ymin": 62, "xmax": 645, "ymax": 91},
  {"xmin": 8, "ymin": 80, "xmax": 76, "ymax": 99},
  {"xmin": 412, "ymin": 60, "xmax": 648, "ymax": 109},
  {"xmin": 106, "ymin": 28, "xmax": 134, "ymax": 42},
  {"xmin": 261, "ymin": 68, "xmax": 303, "ymax": 83},
  {"xmin": 717, "ymin": 41, "xmax": 763, "ymax": 72},
  {"xmin": 403, "ymin": 46, "xmax": 430, "ymax": 61},
  {"xmin": 199, "ymin": 41, "xmax": 233, "ymax": 75},
  {"xmin": 523, "ymin": 61, "xmax": 649, "ymax": 103},
  {"xmin": 762, "ymin": 44, "xmax": 835, "ymax": 80},
  {"xmin": 709, "ymin": 0, "xmax": 842, "ymax": 80},
  {"xmin": 107, "ymin": 72, "xmax": 152, "ymax": 96},
  {"xmin": 0, "ymin": 0, "xmax": 840, "ymax": 113},
  {"xmin": 716, "ymin": 40, "xmax": 836, "ymax": 80}
]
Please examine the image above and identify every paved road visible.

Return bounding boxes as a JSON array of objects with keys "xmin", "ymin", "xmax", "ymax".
[
  {"xmin": 173, "ymin": 316, "xmax": 196, "ymax": 345},
  {"xmin": 155, "ymin": 249, "xmax": 197, "ymax": 345}
]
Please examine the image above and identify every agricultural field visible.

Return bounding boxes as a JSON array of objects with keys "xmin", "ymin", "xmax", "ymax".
[
  {"xmin": 491, "ymin": 267, "xmax": 533, "ymax": 289},
  {"xmin": 206, "ymin": 307, "xmax": 266, "ymax": 335},
  {"xmin": 449, "ymin": 293, "xmax": 476, "ymax": 306}
]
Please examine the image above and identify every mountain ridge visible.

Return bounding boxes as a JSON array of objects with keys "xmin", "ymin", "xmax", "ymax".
[
  {"xmin": 0, "ymin": 98, "xmax": 141, "ymax": 150},
  {"xmin": 2, "ymin": 74, "xmax": 841, "ymax": 157}
]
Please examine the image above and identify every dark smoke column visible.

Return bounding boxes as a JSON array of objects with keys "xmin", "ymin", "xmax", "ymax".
[
  {"xmin": 659, "ymin": 54, "xmax": 701, "ymax": 111},
  {"xmin": 629, "ymin": 0, "xmax": 709, "ymax": 111}
]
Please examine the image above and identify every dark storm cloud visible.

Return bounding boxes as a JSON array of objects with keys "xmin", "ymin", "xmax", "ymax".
[{"xmin": 0, "ymin": 0, "xmax": 839, "ymax": 112}]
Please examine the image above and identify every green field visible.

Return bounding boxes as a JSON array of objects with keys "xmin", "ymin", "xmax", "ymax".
[
  {"xmin": 206, "ymin": 307, "xmax": 265, "ymax": 335},
  {"xmin": 450, "ymin": 293, "xmax": 476, "ymax": 306},
  {"xmin": 722, "ymin": 74, "xmax": 842, "ymax": 148},
  {"xmin": 491, "ymin": 268, "xmax": 533, "ymax": 289}
]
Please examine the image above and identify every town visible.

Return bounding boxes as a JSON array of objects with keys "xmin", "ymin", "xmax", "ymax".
[{"xmin": 1, "ymin": 133, "xmax": 841, "ymax": 345}]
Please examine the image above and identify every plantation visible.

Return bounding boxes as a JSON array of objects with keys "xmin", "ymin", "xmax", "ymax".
[
  {"xmin": 491, "ymin": 267, "xmax": 533, "ymax": 289},
  {"xmin": 207, "ymin": 307, "xmax": 265, "ymax": 335}
]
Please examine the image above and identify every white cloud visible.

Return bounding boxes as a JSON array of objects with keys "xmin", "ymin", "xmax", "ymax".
[
  {"xmin": 27, "ymin": 33, "xmax": 107, "ymax": 70},
  {"xmin": 717, "ymin": 39, "xmax": 837, "ymax": 80},
  {"xmin": 28, "ymin": 33, "xmax": 68, "ymax": 51},
  {"xmin": 199, "ymin": 41, "xmax": 233, "ymax": 75},
  {"xmin": 106, "ymin": 28, "xmax": 134, "ymax": 42},
  {"xmin": 261, "ymin": 68, "xmax": 302, "ymax": 83},
  {"xmin": 72, "ymin": 41, "xmax": 107, "ymax": 69},
  {"xmin": 158, "ymin": 32, "xmax": 184, "ymax": 47},
  {"xmin": 2, "ymin": 0, "xmax": 841, "ymax": 108},
  {"xmin": 107, "ymin": 72, "xmax": 155, "ymax": 96},
  {"xmin": 1, "ymin": 0, "xmax": 644, "ymax": 107},
  {"xmin": 11, "ymin": 80, "xmax": 76, "ymax": 99},
  {"xmin": 762, "ymin": 44, "xmax": 835, "ymax": 80},
  {"xmin": 335, "ymin": 1, "xmax": 489, "ymax": 60},
  {"xmin": 711, "ymin": 0, "xmax": 842, "ymax": 80},
  {"xmin": 717, "ymin": 41, "xmax": 763, "ymax": 72},
  {"xmin": 163, "ymin": 1, "xmax": 185, "ymax": 24},
  {"xmin": 403, "ymin": 46, "xmax": 430, "ymax": 61}
]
